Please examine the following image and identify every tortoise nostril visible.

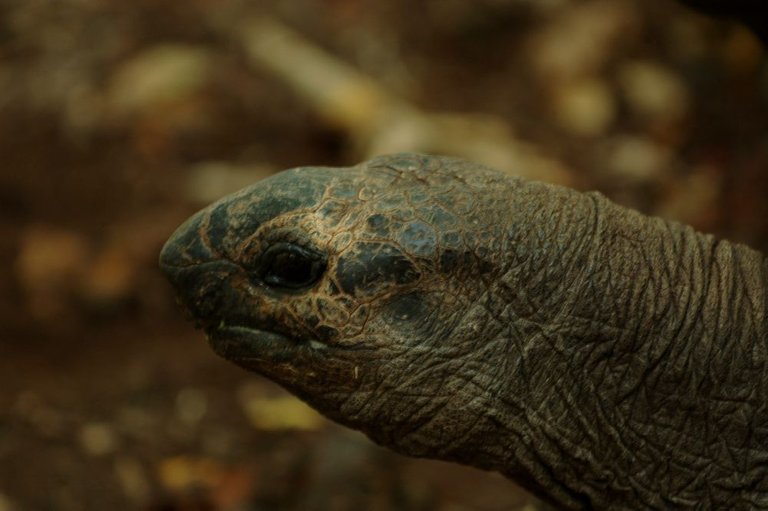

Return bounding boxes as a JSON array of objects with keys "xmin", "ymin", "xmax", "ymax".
[
  {"xmin": 194, "ymin": 283, "xmax": 222, "ymax": 321},
  {"xmin": 162, "ymin": 260, "xmax": 240, "ymax": 329},
  {"xmin": 174, "ymin": 284, "xmax": 223, "ymax": 330}
]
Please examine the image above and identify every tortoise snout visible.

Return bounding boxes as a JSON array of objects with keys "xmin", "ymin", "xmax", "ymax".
[
  {"xmin": 159, "ymin": 210, "xmax": 217, "ymax": 270},
  {"xmin": 161, "ymin": 260, "xmax": 240, "ymax": 329}
]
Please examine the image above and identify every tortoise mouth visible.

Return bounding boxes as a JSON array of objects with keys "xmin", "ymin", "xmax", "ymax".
[{"xmin": 205, "ymin": 323, "xmax": 328, "ymax": 360}]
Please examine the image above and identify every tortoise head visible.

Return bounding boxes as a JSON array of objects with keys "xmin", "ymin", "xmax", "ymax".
[{"xmin": 160, "ymin": 153, "xmax": 514, "ymax": 453}]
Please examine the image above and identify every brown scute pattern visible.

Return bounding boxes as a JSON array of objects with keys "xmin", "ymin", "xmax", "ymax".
[{"xmin": 160, "ymin": 153, "xmax": 768, "ymax": 510}]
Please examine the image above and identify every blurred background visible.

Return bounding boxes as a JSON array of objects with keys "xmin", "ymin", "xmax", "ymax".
[{"xmin": 1, "ymin": 0, "xmax": 767, "ymax": 509}]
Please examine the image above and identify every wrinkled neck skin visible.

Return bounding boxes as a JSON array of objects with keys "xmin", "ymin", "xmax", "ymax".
[
  {"xmin": 426, "ymin": 181, "xmax": 768, "ymax": 509},
  {"xmin": 161, "ymin": 153, "xmax": 768, "ymax": 510}
]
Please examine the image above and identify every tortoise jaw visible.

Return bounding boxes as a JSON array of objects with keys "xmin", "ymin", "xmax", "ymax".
[
  {"xmin": 205, "ymin": 322, "xmax": 328, "ymax": 362},
  {"xmin": 161, "ymin": 256, "xmax": 332, "ymax": 360}
]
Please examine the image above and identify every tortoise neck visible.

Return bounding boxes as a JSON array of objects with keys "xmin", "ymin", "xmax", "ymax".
[{"xmin": 484, "ymin": 184, "xmax": 768, "ymax": 508}]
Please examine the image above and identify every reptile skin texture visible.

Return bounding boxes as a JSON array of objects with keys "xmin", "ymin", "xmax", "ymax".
[{"xmin": 161, "ymin": 153, "xmax": 768, "ymax": 509}]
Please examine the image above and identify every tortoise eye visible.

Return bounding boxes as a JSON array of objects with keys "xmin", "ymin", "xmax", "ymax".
[{"xmin": 257, "ymin": 242, "xmax": 326, "ymax": 290}]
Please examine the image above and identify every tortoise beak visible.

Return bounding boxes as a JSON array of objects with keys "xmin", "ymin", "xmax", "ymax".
[
  {"xmin": 159, "ymin": 210, "xmax": 217, "ymax": 272},
  {"xmin": 159, "ymin": 209, "xmax": 238, "ymax": 328}
]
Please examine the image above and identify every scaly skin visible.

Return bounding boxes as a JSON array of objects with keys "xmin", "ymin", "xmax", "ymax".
[{"xmin": 160, "ymin": 153, "xmax": 768, "ymax": 509}]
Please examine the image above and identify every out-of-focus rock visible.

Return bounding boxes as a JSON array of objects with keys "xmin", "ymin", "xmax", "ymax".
[
  {"xmin": 78, "ymin": 246, "xmax": 137, "ymax": 311},
  {"xmin": 528, "ymin": 0, "xmax": 637, "ymax": 82},
  {"xmin": 15, "ymin": 226, "xmax": 90, "ymax": 320},
  {"xmin": 550, "ymin": 78, "xmax": 616, "ymax": 136},
  {"xmin": 365, "ymin": 112, "xmax": 575, "ymax": 185},
  {"xmin": 721, "ymin": 26, "xmax": 764, "ymax": 76},
  {"xmin": 237, "ymin": 17, "xmax": 575, "ymax": 186},
  {"xmin": 600, "ymin": 135, "xmax": 672, "ymax": 183},
  {"xmin": 16, "ymin": 211, "xmax": 193, "ymax": 320},
  {"xmin": 618, "ymin": 61, "xmax": 690, "ymax": 123},
  {"xmin": 116, "ymin": 406, "xmax": 157, "ymax": 441},
  {"xmin": 185, "ymin": 162, "xmax": 277, "ymax": 205},
  {"xmin": 201, "ymin": 428, "xmax": 235, "ymax": 457},
  {"xmin": 657, "ymin": 165, "xmax": 721, "ymax": 228},
  {"xmin": 114, "ymin": 457, "xmax": 151, "ymax": 504},
  {"xmin": 14, "ymin": 391, "xmax": 65, "ymax": 438},
  {"xmin": 297, "ymin": 430, "xmax": 424, "ymax": 511},
  {"xmin": 78, "ymin": 422, "xmax": 119, "ymax": 457},
  {"xmin": 16, "ymin": 225, "xmax": 137, "ymax": 317},
  {"xmin": 175, "ymin": 387, "xmax": 208, "ymax": 426},
  {"xmin": 665, "ymin": 16, "xmax": 711, "ymax": 60},
  {"xmin": 0, "ymin": 493, "xmax": 16, "ymax": 511},
  {"xmin": 237, "ymin": 380, "xmax": 324, "ymax": 431},
  {"xmin": 158, "ymin": 457, "xmax": 220, "ymax": 493},
  {"xmin": 157, "ymin": 456, "xmax": 254, "ymax": 510},
  {"xmin": 106, "ymin": 45, "xmax": 213, "ymax": 119},
  {"xmin": 104, "ymin": 44, "xmax": 217, "ymax": 158}
]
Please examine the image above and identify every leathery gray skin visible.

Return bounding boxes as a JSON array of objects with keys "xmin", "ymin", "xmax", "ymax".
[{"xmin": 160, "ymin": 153, "xmax": 768, "ymax": 510}]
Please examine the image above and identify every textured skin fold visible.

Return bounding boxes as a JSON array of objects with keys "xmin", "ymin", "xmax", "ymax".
[{"xmin": 161, "ymin": 153, "xmax": 768, "ymax": 509}]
